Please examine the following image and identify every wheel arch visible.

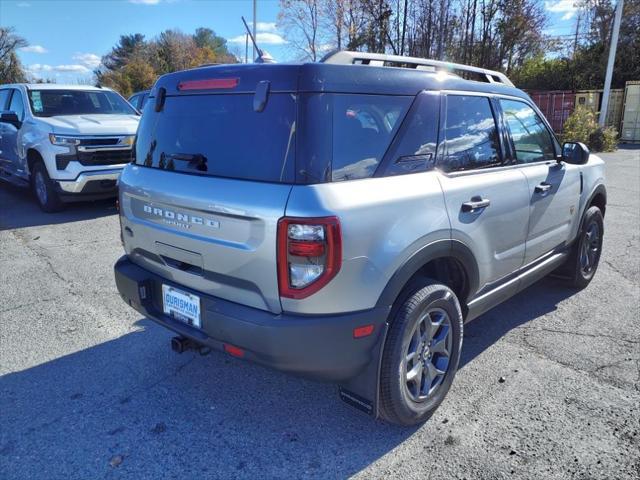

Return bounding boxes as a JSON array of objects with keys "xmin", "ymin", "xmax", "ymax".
[
  {"xmin": 586, "ymin": 184, "xmax": 607, "ymax": 218},
  {"xmin": 375, "ymin": 239, "xmax": 479, "ymax": 317},
  {"xmin": 26, "ymin": 148, "xmax": 45, "ymax": 177}
]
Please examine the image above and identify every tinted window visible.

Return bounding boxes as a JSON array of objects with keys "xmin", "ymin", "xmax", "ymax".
[
  {"xmin": 128, "ymin": 94, "xmax": 140, "ymax": 109},
  {"xmin": 9, "ymin": 90, "xmax": 25, "ymax": 121},
  {"xmin": 139, "ymin": 93, "xmax": 149, "ymax": 108},
  {"xmin": 135, "ymin": 93, "xmax": 295, "ymax": 183},
  {"xmin": 27, "ymin": 89, "xmax": 136, "ymax": 117},
  {"xmin": 0, "ymin": 89, "xmax": 10, "ymax": 110},
  {"xmin": 331, "ymin": 94, "xmax": 411, "ymax": 181},
  {"xmin": 500, "ymin": 99, "xmax": 555, "ymax": 163},
  {"xmin": 380, "ymin": 93, "xmax": 439, "ymax": 176},
  {"xmin": 440, "ymin": 95, "xmax": 501, "ymax": 172}
]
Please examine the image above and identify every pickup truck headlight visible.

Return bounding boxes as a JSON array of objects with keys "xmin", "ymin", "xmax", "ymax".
[
  {"xmin": 119, "ymin": 135, "xmax": 135, "ymax": 147},
  {"xmin": 49, "ymin": 134, "xmax": 81, "ymax": 146}
]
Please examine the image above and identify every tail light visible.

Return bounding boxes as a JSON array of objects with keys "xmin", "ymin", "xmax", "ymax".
[{"xmin": 277, "ymin": 217, "xmax": 341, "ymax": 299}]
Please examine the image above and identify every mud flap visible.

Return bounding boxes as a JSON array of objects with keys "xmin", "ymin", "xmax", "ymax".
[{"xmin": 337, "ymin": 322, "xmax": 389, "ymax": 418}]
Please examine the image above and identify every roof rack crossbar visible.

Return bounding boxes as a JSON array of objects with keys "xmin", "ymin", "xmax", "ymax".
[{"xmin": 320, "ymin": 51, "xmax": 514, "ymax": 87}]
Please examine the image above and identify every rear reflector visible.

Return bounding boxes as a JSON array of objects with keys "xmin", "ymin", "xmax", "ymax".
[
  {"xmin": 223, "ymin": 343, "xmax": 244, "ymax": 358},
  {"xmin": 353, "ymin": 325, "xmax": 375, "ymax": 338},
  {"xmin": 178, "ymin": 78, "xmax": 239, "ymax": 91},
  {"xmin": 288, "ymin": 240, "xmax": 325, "ymax": 257}
]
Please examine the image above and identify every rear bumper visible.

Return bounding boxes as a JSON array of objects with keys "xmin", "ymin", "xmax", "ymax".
[
  {"xmin": 114, "ymin": 256, "xmax": 390, "ymax": 382},
  {"xmin": 56, "ymin": 168, "xmax": 122, "ymax": 197}
]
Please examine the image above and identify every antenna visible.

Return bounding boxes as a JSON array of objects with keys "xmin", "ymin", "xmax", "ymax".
[
  {"xmin": 241, "ymin": 16, "xmax": 275, "ymax": 63},
  {"xmin": 242, "ymin": 16, "xmax": 262, "ymax": 58}
]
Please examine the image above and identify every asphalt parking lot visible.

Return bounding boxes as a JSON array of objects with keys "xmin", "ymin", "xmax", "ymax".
[{"xmin": 1, "ymin": 148, "xmax": 638, "ymax": 480}]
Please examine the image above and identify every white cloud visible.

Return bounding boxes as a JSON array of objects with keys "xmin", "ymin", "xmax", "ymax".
[
  {"xmin": 28, "ymin": 64, "xmax": 90, "ymax": 74},
  {"xmin": 545, "ymin": 0, "xmax": 578, "ymax": 20},
  {"xmin": 129, "ymin": 0, "xmax": 161, "ymax": 4},
  {"xmin": 228, "ymin": 32, "xmax": 287, "ymax": 45},
  {"xmin": 20, "ymin": 45, "xmax": 47, "ymax": 54},
  {"xmin": 73, "ymin": 53, "xmax": 101, "ymax": 69},
  {"xmin": 252, "ymin": 22, "xmax": 278, "ymax": 33}
]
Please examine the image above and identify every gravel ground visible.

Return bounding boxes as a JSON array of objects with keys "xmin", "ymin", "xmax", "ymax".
[{"xmin": 1, "ymin": 148, "xmax": 638, "ymax": 480}]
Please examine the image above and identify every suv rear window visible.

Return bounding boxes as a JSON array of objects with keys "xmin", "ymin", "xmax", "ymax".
[{"xmin": 135, "ymin": 93, "xmax": 296, "ymax": 183}]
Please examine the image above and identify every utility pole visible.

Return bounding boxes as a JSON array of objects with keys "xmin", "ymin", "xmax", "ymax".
[
  {"xmin": 252, "ymin": 0, "xmax": 257, "ymax": 61},
  {"xmin": 599, "ymin": 0, "xmax": 624, "ymax": 127}
]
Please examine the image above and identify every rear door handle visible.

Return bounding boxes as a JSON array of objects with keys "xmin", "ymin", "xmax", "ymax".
[
  {"xmin": 535, "ymin": 182, "xmax": 552, "ymax": 194},
  {"xmin": 461, "ymin": 196, "xmax": 491, "ymax": 213}
]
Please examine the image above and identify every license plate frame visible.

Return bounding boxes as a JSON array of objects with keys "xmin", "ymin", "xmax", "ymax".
[{"xmin": 162, "ymin": 284, "xmax": 201, "ymax": 329}]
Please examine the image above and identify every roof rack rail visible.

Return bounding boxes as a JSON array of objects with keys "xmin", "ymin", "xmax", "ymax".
[{"xmin": 320, "ymin": 50, "xmax": 514, "ymax": 87}]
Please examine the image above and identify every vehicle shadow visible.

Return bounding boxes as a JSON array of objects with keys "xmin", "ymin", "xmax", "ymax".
[
  {"xmin": 0, "ymin": 278, "xmax": 576, "ymax": 478},
  {"xmin": 0, "ymin": 182, "xmax": 116, "ymax": 230},
  {"xmin": 460, "ymin": 276, "xmax": 575, "ymax": 368}
]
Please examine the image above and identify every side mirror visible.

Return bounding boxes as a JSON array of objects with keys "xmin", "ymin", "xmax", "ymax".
[
  {"xmin": 562, "ymin": 142, "xmax": 590, "ymax": 165},
  {"xmin": 0, "ymin": 111, "xmax": 21, "ymax": 129}
]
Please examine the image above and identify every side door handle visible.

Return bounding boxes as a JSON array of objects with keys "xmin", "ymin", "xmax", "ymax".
[
  {"xmin": 461, "ymin": 196, "xmax": 491, "ymax": 213},
  {"xmin": 535, "ymin": 182, "xmax": 552, "ymax": 194}
]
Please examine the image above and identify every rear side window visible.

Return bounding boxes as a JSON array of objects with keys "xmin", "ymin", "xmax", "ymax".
[
  {"xmin": 500, "ymin": 99, "xmax": 556, "ymax": 163},
  {"xmin": 135, "ymin": 93, "xmax": 296, "ymax": 183},
  {"xmin": 331, "ymin": 95, "xmax": 411, "ymax": 181},
  {"xmin": 379, "ymin": 92, "xmax": 440, "ymax": 176},
  {"xmin": 440, "ymin": 95, "xmax": 501, "ymax": 172}
]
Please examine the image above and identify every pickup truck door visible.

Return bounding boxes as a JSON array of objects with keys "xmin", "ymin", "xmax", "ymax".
[
  {"xmin": 0, "ymin": 88, "xmax": 13, "ymax": 172},
  {"xmin": 498, "ymin": 98, "xmax": 581, "ymax": 266},
  {"xmin": 0, "ymin": 89, "xmax": 26, "ymax": 176}
]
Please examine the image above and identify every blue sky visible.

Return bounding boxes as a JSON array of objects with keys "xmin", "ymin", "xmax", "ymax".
[{"xmin": 1, "ymin": 0, "xmax": 579, "ymax": 84}]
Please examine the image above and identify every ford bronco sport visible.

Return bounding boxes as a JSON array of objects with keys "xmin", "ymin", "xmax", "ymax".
[
  {"xmin": 114, "ymin": 51, "xmax": 606, "ymax": 426},
  {"xmin": 0, "ymin": 84, "xmax": 139, "ymax": 212}
]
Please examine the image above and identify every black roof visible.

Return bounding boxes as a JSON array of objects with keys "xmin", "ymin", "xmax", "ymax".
[{"xmin": 152, "ymin": 62, "xmax": 529, "ymax": 101}]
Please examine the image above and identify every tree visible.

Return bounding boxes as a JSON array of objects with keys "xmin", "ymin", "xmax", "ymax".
[
  {"xmin": 100, "ymin": 58, "xmax": 156, "ymax": 97},
  {"xmin": 96, "ymin": 27, "xmax": 237, "ymax": 96},
  {"xmin": 193, "ymin": 27, "xmax": 235, "ymax": 62},
  {"xmin": 101, "ymin": 34, "xmax": 147, "ymax": 71},
  {"xmin": 278, "ymin": 0, "xmax": 324, "ymax": 61},
  {"xmin": 0, "ymin": 27, "xmax": 28, "ymax": 84}
]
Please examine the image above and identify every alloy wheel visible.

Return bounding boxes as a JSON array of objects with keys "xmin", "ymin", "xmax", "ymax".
[
  {"xmin": 580, "ymin": 221, "xmax": 601, "ymax": 276},
  {"xmin": 404, "ymin": 307, "xmax": 453, "ymax": 402}
]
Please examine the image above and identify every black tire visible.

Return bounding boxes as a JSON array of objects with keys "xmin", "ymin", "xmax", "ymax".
[
  {"xmin": 31, "ymin": 161, "xmax": 64, "ymax": 213},
  {"xmin": 379, "ymin": 279, "xmax": 463, "ymax": 426},
  {"xmin": 565, "ymin": 206, "xmax": 604, "ymax": 288}
]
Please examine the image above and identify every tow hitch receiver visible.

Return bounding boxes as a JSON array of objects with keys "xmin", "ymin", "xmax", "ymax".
[
  {"xmin": 170, "ymin": 336, "xmax": 212, "ymax": 356},
  {"xmin": 171, "ymin": 336, "xmax": 196, "ymax": 354}
]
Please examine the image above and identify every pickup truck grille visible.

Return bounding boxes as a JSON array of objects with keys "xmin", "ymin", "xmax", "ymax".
[
  {"xmin": 78, "ymin": 137, "xmax": 121, "ymax": 147},
  {"xmin": 55, "ymin": 135, "xmax": 134, "ymax": 169},
  {"xmin": 56, "ymin": 149, "xmax": 133, "ymax": 169},
  {"xmin": 77, "ymin": 149, "xmax": 133, "ymax": 166}
]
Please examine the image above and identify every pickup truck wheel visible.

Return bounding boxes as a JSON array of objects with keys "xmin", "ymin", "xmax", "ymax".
[
  {"xmin": 31, "ymin": 162, "xmax": 64, "ymax": 213},
  {"xmin": 379, "ymin": 279, "xmax": 463, "ymax": 426},
  {"xmin": 566, "ymin": 206, "xmax": 604, "ymax": 288}
]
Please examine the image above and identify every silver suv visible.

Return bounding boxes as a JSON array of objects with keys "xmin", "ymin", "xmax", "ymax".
[
  {"xmin": 0, "ymin": 84, "xmax": 139, "ymax": 212},
  {"xmin": 114, "ymin": 52, "xmax": 606, "ymax": 426}
]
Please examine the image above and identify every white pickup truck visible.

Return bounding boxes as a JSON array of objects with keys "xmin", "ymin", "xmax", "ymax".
[{"xmin": 0, "ymin": 84, "xmax": 140, "ymax": 212}]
